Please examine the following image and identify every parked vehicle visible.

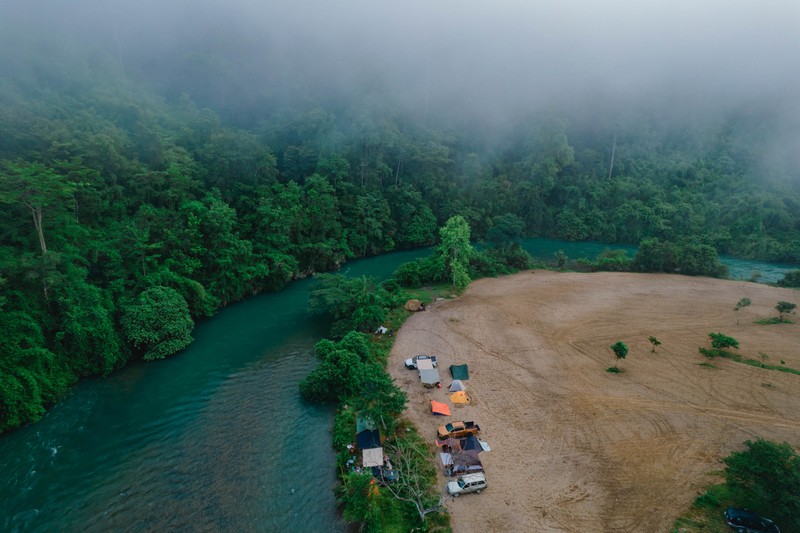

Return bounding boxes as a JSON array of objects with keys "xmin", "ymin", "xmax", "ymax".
[
  {"xmin": 724, "ymin": 507, "xmax": 780, "ymax": 533},
  {"xmin": 447, "ymin": 473, "xmax": 487, "ymax": 496},
  {"xmin": 404, "ymin": 355, "xmax": 437, "ymax": 370},
  {"xmin": 437, "ymin": 420, "xmax": 480, "ymax": 439}
]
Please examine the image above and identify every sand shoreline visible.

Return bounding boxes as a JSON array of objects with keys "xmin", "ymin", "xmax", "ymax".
[{"xmin": 388, "ymin": 270, "xmax": 800, "ymax": 532}]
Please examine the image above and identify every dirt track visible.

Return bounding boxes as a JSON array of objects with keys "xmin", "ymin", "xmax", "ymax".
[{"xmin": 388, "ymin": 271, "xmax": 800, "ymax": 533}]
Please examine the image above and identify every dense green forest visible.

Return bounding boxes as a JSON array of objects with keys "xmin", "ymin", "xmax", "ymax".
[{"xmin": 2, "ymin": 10, "xmax": 800, "ymax": 433}]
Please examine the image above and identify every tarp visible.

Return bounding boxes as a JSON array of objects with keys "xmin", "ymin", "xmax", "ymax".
[
  {"xmin": 416, "ymin": 358, "xmax": 434, "ymax": 370},
  {"xmin": 362, "ymin": 447, "xmax": 384, "ymax": 467},
  {"xmin": 479, "ymin": 440, "xmax": 491, "ymax": 452},
  {"xmin": 436, "ymin": 438, "xmax": 461, "ymax": 450},
  {"xmin": 449, "ymin": 379, "xmax": 466, "ymax": 392},
  {"xmin": 419, "ymin": 368, "xmax": 441, "ymax": 386},
  {"xmin": 439, "ymin": 452, "xmax": 453, "ymax": 465},
  {"xmin": 356, "ymin": 414, "xmax": 376, "ymax": 434},
  {"xmin": 450, "ymin": 364, "xmax": 469, "ymax": 380},
  {"xmin": 357, "ymin": 429, "xmax": 381, "ymax": 450},
  {"xmin": 431, "ymin": 400, "xmax": 451, "ymax": 416},
  {"xmin": 450, "ymin": 391, "xmax": 470, "ymax": 405},
  {"xmin": 451, "ymin": 449, "xmax": 482, "ymax": 466}
]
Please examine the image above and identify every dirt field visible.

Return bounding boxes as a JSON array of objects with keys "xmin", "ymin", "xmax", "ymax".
[{"xmin": 388, "ymin": 271, "xmax": 800, "ymax": 533}]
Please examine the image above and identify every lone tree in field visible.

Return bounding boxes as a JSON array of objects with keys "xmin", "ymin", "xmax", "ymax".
[
  {"xmin": 775, "ymin": 301, "xmax": 796, "ymax": 322},
  {"xmin": 609, "ymin": 341, "xmax": 628, "ymax": 370},
  {"xmin": 734, "ymin": 297, "xmax": 751, "ymax": 324},
  {"xmin": 648, "ymin": 336, "xmax": 661, "ymax": 353}
]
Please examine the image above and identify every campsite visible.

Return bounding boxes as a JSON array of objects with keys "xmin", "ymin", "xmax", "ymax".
[{"xmin": 388, "ymin": 270, "xmax": 800, "ymax": 532}]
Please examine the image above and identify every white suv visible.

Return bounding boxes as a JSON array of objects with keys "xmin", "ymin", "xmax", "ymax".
[{"xmin": 447, "ymin": 473, "xmax": 487, "ymax": 497}]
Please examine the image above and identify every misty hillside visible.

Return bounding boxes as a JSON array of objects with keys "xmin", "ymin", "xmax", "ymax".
[{"xmin": 1, "ymin": 0, "xmax": 799, "ymax": 432}]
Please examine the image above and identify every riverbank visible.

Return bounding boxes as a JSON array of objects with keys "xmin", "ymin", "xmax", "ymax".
[{"xmin": 388, "ymin": 270, "xmax": 800, "ymax": 532}]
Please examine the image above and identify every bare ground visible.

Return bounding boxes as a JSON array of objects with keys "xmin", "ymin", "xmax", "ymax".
[{"xmin": 387, "ymin": 271, "xmax": 800, "ymax": 533}]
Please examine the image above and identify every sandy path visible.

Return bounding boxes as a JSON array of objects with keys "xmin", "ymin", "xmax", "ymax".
[{"xmin": 388, "ymin": 271, "xmax": 800, "ymax": 533}]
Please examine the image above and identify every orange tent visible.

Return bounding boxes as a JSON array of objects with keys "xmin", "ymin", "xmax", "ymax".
[
  {"xmin": 450, "ymin": 391, "xmax": 470, "ymax": 405},
  {"xmin": 430, "ymin": 400, "xmax": 451, "ymax": 416}
]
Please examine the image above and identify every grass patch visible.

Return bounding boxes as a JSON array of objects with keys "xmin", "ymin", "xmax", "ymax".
[
  {"xmin": 698, "ymin": 362, "xmax": 717, "ymax": 369},
  {"xmin": 671, "ymin": 484, "xmax": 733, "ymax": 533},
  {"xmin": 606, "ymin": 366, "xmax": 624, "ymax": 373},
  {"xmin": 698, "ymin": 346, "xmax": 800, "ymax": 376},
  {"xmin": 754, "ymin": 317, "xmax": 794, "ymax": 325}
]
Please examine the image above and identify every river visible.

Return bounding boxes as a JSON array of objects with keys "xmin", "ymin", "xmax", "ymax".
[{"xmin": 0, "ymin": 241, "xmax": 795, "ymax": 532}]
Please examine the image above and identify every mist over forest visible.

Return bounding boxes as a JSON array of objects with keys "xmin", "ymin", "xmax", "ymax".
[{"xmin": 1, "ymin": 0, "xmax": 800, "ymax": 432}]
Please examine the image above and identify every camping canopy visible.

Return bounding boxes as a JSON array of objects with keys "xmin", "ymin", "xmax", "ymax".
[
  {"xmin": 450, "ymin": 364, "xmax": 469, "ymax": 380},
  {"xmin": 357, "ymin": 429, "xmax": 381, "ymax": 450},
  {"xmin": 362, "ymin": 447, "xmax": 384, "ymax": 467},
  {"xmin": 416, "ymin": 358, "xmax": 434, "ymax": 370},
  {"xmin": 449, "ymin": 379, "xmax": 466, "ymax": 392},
  {"xmin": 450, "ymin": 391, "xmax": 470, "ymax": 405},
  {"xmin": 430, "ymin": 400, "xmax": 451, "ymax": 416},
  {"xmin": 419, "ymin": 368, "xmax": 441, "ymax": 386}
]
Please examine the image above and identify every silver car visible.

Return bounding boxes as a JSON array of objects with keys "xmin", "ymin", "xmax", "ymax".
[{"xmin": 447, "ymin": 473, "xmax": 487, "ymax": 497}]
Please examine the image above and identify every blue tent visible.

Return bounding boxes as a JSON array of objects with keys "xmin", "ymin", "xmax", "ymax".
[{"xmin": 357, "ymin": 429, "xmax": 381, "ymax": 450}]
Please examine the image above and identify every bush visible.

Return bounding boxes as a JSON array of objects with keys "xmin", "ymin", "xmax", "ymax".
[
  {"xmin": 776, "ymin": 269, "xmax": 800, "ymax": 288},
  {"xmin": 633, "ymin": 237, "xmax": 727, "ymax": 277},
  {"xmin": 709, "ymin": 332, "xmax": 739, "ymax": 350}
]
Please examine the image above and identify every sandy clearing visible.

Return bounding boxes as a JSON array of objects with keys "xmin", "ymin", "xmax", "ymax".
[{"xmin": 388, "ymin": 271, "xmax": 800, "ymax": 533}]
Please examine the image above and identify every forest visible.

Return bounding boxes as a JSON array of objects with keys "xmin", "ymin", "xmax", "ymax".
[{"xmin": 2, "ymin": 2, "xmax": 800, "ymax": 433}]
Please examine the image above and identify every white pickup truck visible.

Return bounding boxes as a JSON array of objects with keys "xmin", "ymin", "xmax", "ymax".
[{"xmin": 404, "ymin": 355, "xmax": 438, "ymax": 370}]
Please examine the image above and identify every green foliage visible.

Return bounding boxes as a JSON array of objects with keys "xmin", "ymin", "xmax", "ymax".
[
  {"xmin": 300, "ymin": 334, "xmax": 380, "ymax": 403},
  {"xmin": 332, "ymin": 405, "xmax": 357, "ymax": 452},
  {"xmin": 121, "ymin": 286, "xmax": 194, "ymax": 361},
  {"xmin": 633, "ymin": 238, "xmax": 727, "ymax": 277},
  {"xmin": 309, "ymin": 274, "xmax": 398, "ymax": 338},
  {"xmin": 555, "ymin": 250, "xmax": 567, "ymax": 268},
  {"xmin": 648, "ymin": 336, "xmax": 662, "ymax": 352},
  {"xmin": 337, "ymin": 471, "xmax": 382, "ymax": 529},
  {"xmin": 734, "ymin": 297, "xmax": 752, "ymax": 311},
  {"xmin": 392, "ymin": 256, "xmax": 444, "ymax": 287},
  {"xmin": 777, "ymin": 270, "xmax": 800, "ymax": 288},
  {"xmin": 0, "ymin": 311, "xmax": 75, "ymax": 431},
  {"xmin": 754, "ymin": 317, "xmax": 786, "ymax": 325},
  {"xmin": 775, "ymin": 301, "xmax": 796, "ymax": 320},
  {"xmin": 436, "ymin": 215, "xmax": 474, "ymax": 291},
  {"xmin": 610, "ymin": 341, "xmax": 628, "ymax": 361},
  {"xmin": 708, "ymin": 332, "xmax": 739, "ymax": 351},
  {"xmin": 723, "ymin": 439, "xmax": 800, "ymax": 531},
  {"xmin": 487, "ymin": 213, "xmax": 525, "ymax": 251}
]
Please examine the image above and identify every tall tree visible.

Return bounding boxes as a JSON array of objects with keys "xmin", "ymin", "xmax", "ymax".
[{"xmin": 436, "ymin": 215, "xmax": 474, "ymax": 291}]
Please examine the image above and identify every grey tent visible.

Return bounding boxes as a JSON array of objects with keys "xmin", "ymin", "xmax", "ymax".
[
  {"xmin": 419, "ymin": 368, "xmax": 441, "ymax": 386},
  {"xmin": 356, "ymin": 414, "xmax": 376, "ymax": 434},
  {"xmin": 448, "ymin": 379, "xmax": 466, "ymax": 392},
  {"xmin": 450, "ymin": 364, "xmax": 469, "ymax": 380}
]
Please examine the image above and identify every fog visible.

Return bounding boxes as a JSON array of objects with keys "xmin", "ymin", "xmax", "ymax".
[{"xmin": 3, "ymin": 0, "xmax": 800, "ymax": 141}]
